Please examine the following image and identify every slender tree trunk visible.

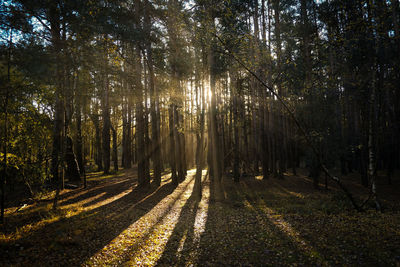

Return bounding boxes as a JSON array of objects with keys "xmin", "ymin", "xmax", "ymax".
[
  {"xmin": 137, "ymin": 99, "xmax": 146, "ymax": 187},
  {"xmin": 111, "ymin": 124, "xmax": 118, "ymax": 172},
  {"xmin": 252, "ymin": 0, "xmax": 260, "ymax": 175},
  {"xmin": 122, "ymin": 78, "xmax": 132, "ymax": 169},
  {"xmin": 2, "ymin": 89, "xmax": 8, "ymax": 224},
  {"xmin": 195, "ymin": 79, "xmax": 205, "ymax": 198},
  {"xmin": 144, "ymin": 65, "xmax": 151, "ymax": 186},
  {"xmin": 1, "ymin": 30, "xmax": 12, "ymax": 224},
  {"xmin": 63, "ymin": 64, "xmax": 80, "ymax": 184},
  {"xmin": 135, "ymin": 45, "xmax": 148, "ymax": 187},
  {"xmin": 168, "ymin": 104, "xmax": 178, "ymax": 185},
  {"xmin": 259, "ymin": 1, "xmax": 269, "ymax": 179},
  {"xmin": 391, "ymin": 0, "xmax": 400, "ymax": 176},
  {"xmin": 368, "ymin": 73, "xmax": 381, "ymax": 211},
  {"xmin": 90, "ymin": 113, "xmax": 103, "ymax": 171},
  {"xmin": 144, "ymin": 0, "xmax": 162, "ymax": 186},
  {"xmin": 75, "ymin": 110, "xmax": 83, "ymax": 175},
  {"xmin": 232, "ymin": 71, "xmax": 240, "ymax": 182},
  {"xmin": 273, "ymin": 0, "xmax": 282, "ymax": 178},
  {"xmin": 208, "ymin": 17, "xmax": 223, "ymax": 201},
  {"xmin": 48, "ymin": 3, "xmax": 66, "ymax": 210},
  {"xmin": 65, "ymin": 136, "xmax": 81, "ymax": 182},
  {"xmin": 122, "ymin": 97, "xmax": 126, "ymax": 167},
  {"xmin": 102, "ymin": 39, "xmax": 111, "ymax": 175},
  {"xmin": 261, "ymin": 0, "xmax": 267, "ymax": 45},
  {"xmin": 173, "ymin": 105, "xmax": 185, "ymax": 182},
  {"xmin": 102, "ymin": 87, "xmax": 111, "ymax": 174},
  {"xmin": 75, "ymin": 81, "xmax": 83, "ymax": 174}
]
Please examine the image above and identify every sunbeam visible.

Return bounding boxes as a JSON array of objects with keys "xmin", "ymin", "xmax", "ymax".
[{"xmin": 85, "ymin": 169, "xmax": 209, "ymax": 266}]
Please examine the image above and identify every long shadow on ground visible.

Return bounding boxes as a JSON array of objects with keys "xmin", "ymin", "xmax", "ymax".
[
  {"xmin": 193, "ymin": 176, "xmax": 321, "ymax": 266},
  {"xmin": 155, "ymin": 175, "xmax": 205, "ymax": 265},
  {"xmin": 91, "ymin": 175, "xmax": 197, "ymax": 266},
  {"xmin": 240, "ymin": 178, "xmax": 400, "ymax": 266},
  {"xmin": 0, "ymin": 173, "xmax": 178, "ymax": 266},
  {"xmin": 1, "ymin": 170, "xmax": 135, "ymax": 237}
]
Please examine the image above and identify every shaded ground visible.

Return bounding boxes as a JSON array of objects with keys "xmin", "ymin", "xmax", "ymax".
[{"xmin": 1, "ymin": 168, "xmax": 400, "ymax": 266}]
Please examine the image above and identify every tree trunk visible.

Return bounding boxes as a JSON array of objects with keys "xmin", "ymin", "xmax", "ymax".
[
  {"xmin": 90, "ymin": 113, "xmax": 102, "ymax": 171},
  {"xmin": 208, "ymin": 16, "xmax": 223, "ymax": 201},
  {"xmin": 145, "ymin": 28, "xmax": 162, "ymax": 186},
  {"xmin": 231, "ymin": 69, "xmax": 240, "ymax": 182},
  {"xmin": 135, "ymin": 44, "xmax": 148, "ymax": 187},
  {"xmin": 195, "ymin": 79, "xmax": 205, "ymax": 198},
  {"xmin": 102, "ymin": 39, "xmax": 111, "ymax": 175},
  {"xmin": 48, "ymin": 3, "xmax": 65, "ymax": 210},
  {"xmin": 102, "ymin": 89, "xmax": 110, "ymax": 174},
  {"xmin": 143, "ymin": 67, "xmax": 151, "ymax": 185},
  {"xmin": 136, "ymin": 99, "xmax": 147, "ymax": 187},
  {"xmin": 368, "ymin": 47, "xmax": 381, "ymax": 211},
  {"xmin": 75, "ymin": 101, "xmax": 83, "ymax": 175},
  {"xmin": 111, "ymin": 124, "xmax": 118, "ymax": 172},
  {"xmin": 368, "ymin": 87, "xmax": 380, "ymax": 210},
  {"xmin": 174, "ymin": 105, "xmax": 185, "ymax": 182},
  {"xmin": 122, "ymin": 80, "xmax": 132, "ymax": 169},
  {"xmin": 65, "ymin": 136, "xmax": 81, "ymax": 182},
  {"xmin": 1, "ymin": 30, "xmax": 12, "ymax": 223},
  {"xmin": 169, "ymin": 104, "xmax": 178, "ymax": 185}
]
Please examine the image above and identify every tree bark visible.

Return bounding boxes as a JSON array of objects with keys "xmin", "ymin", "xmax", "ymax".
[
  {"xmin": 102, "ymin": 86, "xmax": 111, "ymax": 174},
  {"xmin": 145, "ymin": 2, "xmax": 162, "ymax": 185},
  {"xmin": 122, "ymin": 77, "xmax": 132, "ymax": 169},
  {"xmin": 195, "ymin": 78, "xmax": 205, "ymax": 198},
  {"xmin": 65, "ymin": 136, "xmax": 81, "ymax": 182},
  {"xmin": 90, "ymin": 113, "xmax": 102, "ymax": 171},
  {"xmin": 169, "ymin": 104, "xmax": 178, "ymax": 185},
  {"xmin": 232, "ymin": 71, "xmax": 240, "ymax": 182},
  {"xmin": 208, "ymin": 16, "xmax": 223, "ymax": 201},
  {"xmin": 111, "ymin": 124, "xmax": 118, "ymax": 172},
  {"xmin": 102, "ymin": 38, "xmax": 111, "ymax": 175},
  {"xmin": 48, "ymin": 3, "xmax": 65, "ymax": 210},
  {"xmin": 75, "ymin": 84, "xmax": 83, "ymax": 174}
]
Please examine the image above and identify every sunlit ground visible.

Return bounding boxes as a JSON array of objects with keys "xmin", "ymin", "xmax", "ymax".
[
  {"xmin": 1, "ymin": 168, "xmax": 399, "ymax": 266},
  {"xmin": 86, "ymin": 169, "xmax": 209, "ymax": 266},
  {"xmin": 1, "ymin": 171, "xmax": 134, "ymax": 243}
]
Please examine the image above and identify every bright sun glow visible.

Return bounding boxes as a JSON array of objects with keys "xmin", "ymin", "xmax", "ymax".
[{"xmin": 205, "ymin": 83, "xmax": 212, "ymax": 104}]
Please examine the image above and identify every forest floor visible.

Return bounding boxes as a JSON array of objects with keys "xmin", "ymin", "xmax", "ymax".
[{"xmin": 1, "ymin": 167, "xmax": 400, "ymax": 266}]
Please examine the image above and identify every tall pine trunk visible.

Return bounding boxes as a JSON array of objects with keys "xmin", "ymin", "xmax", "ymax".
[
  {"xmin": 75, "ymin": 93, "xmax": 83, "ymax": 174},
  {"xmin": 135, "ymin": 46, "xmax": 148, "ymax": 187},
  {"xmin": 102, "ymin": 77, "xmax": 111, "ymax": 174},
  {"xmin": 169, "ymin": 104, "xmax": 178, "ymax": 185},
  {"xmin": 111, "ymin": 124, "xmax": 118, "ymax": 172},
  {"xmin": 145, "ymin": 2, "xmax": 162, "ymax": 185}
]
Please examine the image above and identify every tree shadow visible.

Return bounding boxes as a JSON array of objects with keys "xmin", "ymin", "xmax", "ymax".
[
  {"xmin": 95, "ymin": 175, "xmax": 196, "ymax": 266},
  {"xmin": 62, "ymin": 178, "xmax": 134, "ymax": 207},
  {"xmin": 240, "ymin": 178, "xmax": 400, "ymax": 266},
  {"xmin": 193, "ymin": 176, "xmax": 322, "ymax": 266},
  {"xmin": 1, "ymin": 174, "xmax": 180, "ymax": 266},
  {"xmin": 1, "ymin": 174, "xmax": 134, "ymax": 237},
  {"xmin": 155, "ymin": 174, "xmax": 207, "ymax": 265}
]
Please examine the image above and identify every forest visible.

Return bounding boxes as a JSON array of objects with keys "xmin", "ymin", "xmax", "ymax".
[{"xmin": 0, "ymin": 0, "xmax": 400, "ymax": 266}]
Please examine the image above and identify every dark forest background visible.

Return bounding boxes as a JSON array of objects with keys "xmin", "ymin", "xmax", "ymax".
[{"xmin": 0, "ymin": 0, "xmax": 399, "ymax": 225}]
